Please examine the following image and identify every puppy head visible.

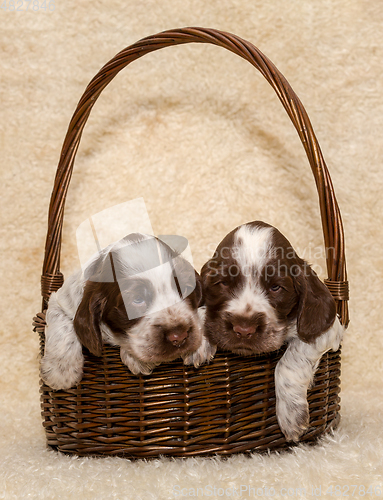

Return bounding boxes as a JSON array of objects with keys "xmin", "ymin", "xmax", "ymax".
[
  {"xmin": 74, "ymin": 233, "xmax": 203, "ymax": 364},
  {"xmin": 201, "ymin": 221, "xmax": 336, "ymax": 355}
]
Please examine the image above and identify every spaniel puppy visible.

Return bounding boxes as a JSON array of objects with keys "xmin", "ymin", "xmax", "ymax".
[
  {"xmin": 201, "ymin": 221, "xmax": 344, "ymax": 442},
  {"xmin": 40, "ymin": 233, "xmax": 204, "ymax": 390}
]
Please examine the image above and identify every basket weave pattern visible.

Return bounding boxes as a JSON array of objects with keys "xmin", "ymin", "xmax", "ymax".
[
  {"xmin": 38, "ymin": 336, "xmax": 341, "ymax": 457},
  {"xmin": 35, "ymin": 27, "xmax": 348, "ymax": 458}
]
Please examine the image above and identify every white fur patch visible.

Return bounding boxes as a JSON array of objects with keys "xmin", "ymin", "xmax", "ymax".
[
  {"xmin": 183, "ymin": 307, "xmax": 217, "ymax": 367},
  {"xmin": 40, "ymin": 272, "xmax": 86, "ymax": 390},
  {"xmin": 224, "ymin": 224, "xmax": 277, "ymax": 321},
  {"xmin": 132, "ymin": 261, "xmax": 187, "ymax": 316},
  {"xmin": 224, "ymin": 282, "xmax": 278, "ymax": 321},
  {"xmin": 275, "ymin": 317, "xmax": 344, "ymax": 442},
  {"xmin": 233, "ymin": 224, "xmax": 274, "ymax": 277}
]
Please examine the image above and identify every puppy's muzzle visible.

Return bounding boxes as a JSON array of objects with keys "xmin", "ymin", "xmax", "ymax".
[
  {"xmin": 233, "ymin": 324, "xmax": 256, "ymax": 338},
  {"xmin": 227, "ymin": 312, "xmax": 267, "ymax": 339},
  {"xmin": 164, "ymin": 325, "xmax": 191, "ymax": 348}
]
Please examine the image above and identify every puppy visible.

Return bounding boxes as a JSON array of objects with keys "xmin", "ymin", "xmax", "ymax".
[
  {"xmin": 40, "ymin": 233, "xmax": 204, "ymax": 390},
  {"xmin": 201, "ymin": 221, "xmax": 344, "ymax": 442}
]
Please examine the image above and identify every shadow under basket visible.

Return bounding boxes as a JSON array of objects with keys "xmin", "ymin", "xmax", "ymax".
[
  {"xmin": 38, "ymin": 332, "xmax": 341, "ymax": 458},
  {"xmin": 35, "ymin": 27, "xmax": 349, "ymax": 458}
]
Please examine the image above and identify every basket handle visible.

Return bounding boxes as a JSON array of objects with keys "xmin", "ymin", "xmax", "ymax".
[{"xmin": 40, "ymin": 27, "xmax": 349, "ymax": 326}]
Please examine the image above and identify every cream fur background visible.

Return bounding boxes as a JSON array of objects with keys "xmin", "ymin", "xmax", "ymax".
[{"xmin": 1, "ymin": 1, "xmax": 382, "ymax": 498}]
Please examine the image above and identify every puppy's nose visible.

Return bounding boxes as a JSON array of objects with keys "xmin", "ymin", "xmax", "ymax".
[
  {"xmin": 166, "ymin": 329, "xmax": 189, "ymax": 347},
  {"xmin": 232, "ymin": 324, "xmax": 256, "ymax": 338}
]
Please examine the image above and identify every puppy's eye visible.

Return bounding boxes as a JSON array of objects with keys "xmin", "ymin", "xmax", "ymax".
[
  {"xmin": 270, "ymin": 284, "xmax": 281, "ymax": 292},
  {"xmin": 213, "ymin": 280, "xmax": 228, "ymax": 287},
  {"xmin": 132, "ymin": 297, "xmax": 146, "ymax": 305}
]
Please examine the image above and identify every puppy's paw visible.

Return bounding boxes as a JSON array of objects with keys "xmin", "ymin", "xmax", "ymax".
[
  {"xmin": 276, "ymin": 399, "xmax": 310, "ymax": 442},
  {"xmin": 120, "ymin": 348, "xmax": 159, "ymax": 375},
  {"xmin": 183, "ymin": 335, "xmax": 217, "ymax": 368},
  {"xmin": 40, "ymin": 355, "xmax": 83, "ymax": 391}
]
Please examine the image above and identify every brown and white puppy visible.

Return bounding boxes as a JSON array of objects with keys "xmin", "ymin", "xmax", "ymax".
[
  {"xmin": 40, "ymin": 233, "xmax": 204, "ymax": 390},
  {"xmin": 201, "ymin": 221, "xmax": 344, "ymax": 442}
]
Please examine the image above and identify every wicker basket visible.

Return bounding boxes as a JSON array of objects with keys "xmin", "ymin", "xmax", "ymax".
[{"xmin": 34, "ymin": 27, "xmax": 349, "ymax": 458}]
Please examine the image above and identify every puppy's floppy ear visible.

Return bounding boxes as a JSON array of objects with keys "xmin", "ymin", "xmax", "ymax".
[
  {"xmin": 294, "ymin": 263, "xmax": 336, "ymax": 343},
  {"xmin": 73, "ymin": 282, "xmax": 106, "ymax": 357}
]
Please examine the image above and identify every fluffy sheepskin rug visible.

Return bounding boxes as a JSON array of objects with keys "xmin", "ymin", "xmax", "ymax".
[{"xmin": 1, "ymin": 1, "xmax": 382, "ymax": 498}]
